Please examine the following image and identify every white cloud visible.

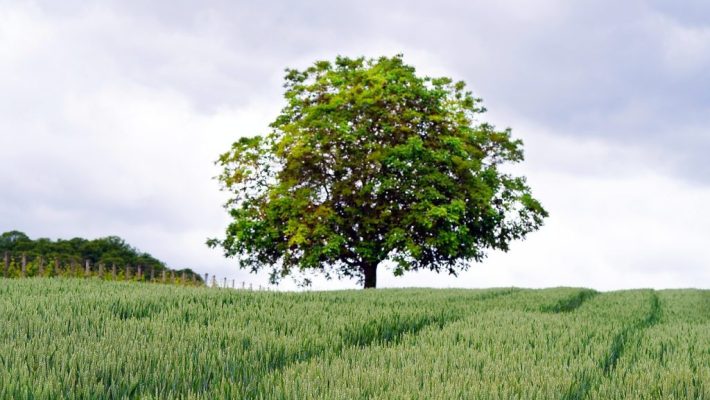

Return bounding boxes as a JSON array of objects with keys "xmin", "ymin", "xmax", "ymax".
[
  {"xmin": 381, "ymin": 150, "xmax": 710, "ymax": 291},
  {"xmin": 658, "ymin": 16, "xmax": 710, "ymax": 74},
  {"xmin": 0, "ymin": 0, "xmax": 708, "ymax": 291}
]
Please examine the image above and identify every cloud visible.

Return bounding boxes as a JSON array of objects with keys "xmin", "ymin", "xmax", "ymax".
[
  {"xmin": 0, "ymin": 0, "xmax": 708, "ymax": 290},
  {"xmin": 382, "ymin": 139, "xmax": 710, "ymax": 291}
]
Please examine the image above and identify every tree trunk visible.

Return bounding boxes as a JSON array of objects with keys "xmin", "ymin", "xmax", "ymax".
[{"xmin": 362, "ymin": 262, "xmax": 377, "ymax": 289}]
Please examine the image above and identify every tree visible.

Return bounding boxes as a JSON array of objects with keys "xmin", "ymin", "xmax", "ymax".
[
  {"xmin": 209, "ymin": 55, "xmax": 548, "ymax": 288},
  {"xmin": 0, "ymin": 230, "xmax": 201, "ymax": 282},
  {"xmin": 0, "ymin": 231, "xmax": 30, "ymax": 252}
]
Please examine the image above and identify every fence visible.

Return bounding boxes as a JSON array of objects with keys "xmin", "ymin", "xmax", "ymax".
[
  {"xmin": 201, "ymin": 273, "xmax": 270, "ymax": 291},
  {"xmin": 1, "ymin": 252, "xmax": 202, "ymax": 286},
  {"xmin": 1, "ymin": 252, "xmax": 271, "ymax": 290}
]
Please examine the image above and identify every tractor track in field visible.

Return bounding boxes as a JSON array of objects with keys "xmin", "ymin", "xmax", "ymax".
[
  {"xmin": 563, "ymin": 290, "xmax": 662, "ymax": 400},
  {"xmin": 342, "ymin": 287, "xmax": 521, "ymax": 349},
  {"xmin": 249, "ymin": 288, "xmax": 599, "ymax": 398},
  {"xmin": 248, "ymin": 288, "xmax": 599, "ymax": 398},
  {"xmin": 541, "ymin": 289, "xmax": 599, "ymax": 314},
  {"xmin": 243, "ymin": 288, "xmax": 521, "ymax": 397},
  {"xmin": 290, "ymin": 288, "xmax": 521, "ymax": 367}
]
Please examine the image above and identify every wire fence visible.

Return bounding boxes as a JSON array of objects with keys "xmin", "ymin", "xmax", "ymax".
[
  {"xmin": 1, "ymin": 251, "xmax": 274, "ymax": 290},
  {"xmin": 201, "ymin": 274, "xmax": 272, "ymax": 291},
  {"xmin": 1, "ymin": 251, "xmax": 202, "ymax": 286}
]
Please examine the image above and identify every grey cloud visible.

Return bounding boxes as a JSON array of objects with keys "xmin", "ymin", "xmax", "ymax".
[
  {"xmin": 2, "ymin": 0, "xmax": 709, "ymax": 288},
  {"xmin": 35, "ymin": 0, "xmax": 708, "ymax": 181},
  {"xmin": 647, "ymin": 0, "xmax": 710, "ymax": 27}
]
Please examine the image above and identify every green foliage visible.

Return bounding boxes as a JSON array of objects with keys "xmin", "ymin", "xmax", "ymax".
[
  {"xmin": 211, "ymin": 55, "xmax": 548, "ymax": 287},
  {"xmin": 0, "ymin": 281, "xmax": 706, "ymax": 399},
  {"xmin": 0, "ymin": 231, "xmax": 201, "ymax": 283}
]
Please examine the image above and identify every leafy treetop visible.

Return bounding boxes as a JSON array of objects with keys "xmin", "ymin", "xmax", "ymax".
[
  {"xmin": 1, "ymin": 230, "xmax": 198, "ymax": 278},
  {"xmin": 209, "ymin": 55, "xmax": 548, "ymax": 288}
]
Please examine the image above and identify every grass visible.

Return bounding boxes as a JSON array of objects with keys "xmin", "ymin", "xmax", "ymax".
[{"xmin": 0, "ymin": 279, "xmax": 706, "ymax": 399}]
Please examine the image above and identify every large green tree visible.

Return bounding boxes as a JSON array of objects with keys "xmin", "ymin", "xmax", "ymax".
[{"xmin": 210, "ymin": 55, "xmax": 548, "ymax": 288}]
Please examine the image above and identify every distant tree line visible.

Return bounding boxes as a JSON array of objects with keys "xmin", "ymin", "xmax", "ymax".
[{"xmin": 0, "ymin": 230, "xmax": 202, "ymax": 284}]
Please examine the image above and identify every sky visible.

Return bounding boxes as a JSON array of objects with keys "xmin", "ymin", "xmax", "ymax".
[{"xmin": 1, "ymin": 0, "xmax": 708, "ymax": 290}]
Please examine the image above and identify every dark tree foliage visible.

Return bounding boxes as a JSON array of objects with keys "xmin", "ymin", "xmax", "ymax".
[
  {"xmin": 209, "ymin": 55, "xmax": 548, "ymax": 288},
  {"xmin": 0, "ymin": 231, "xmax": 199, "ymax": 279}
]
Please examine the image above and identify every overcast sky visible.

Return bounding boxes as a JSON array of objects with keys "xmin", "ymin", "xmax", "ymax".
[{"xmin": 1, "ymin": 0, "xmax": 708, "ymax": 290}]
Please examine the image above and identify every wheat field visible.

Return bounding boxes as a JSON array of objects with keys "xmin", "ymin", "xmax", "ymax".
[{"xmin": 0, "ymin": 279, "xmax": 707, "ymax": 399}]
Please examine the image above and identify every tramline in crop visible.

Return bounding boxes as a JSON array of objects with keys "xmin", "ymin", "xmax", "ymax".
[{"xmin": 0, "ymin": 279, "xmax": 706, "ymax": 399}]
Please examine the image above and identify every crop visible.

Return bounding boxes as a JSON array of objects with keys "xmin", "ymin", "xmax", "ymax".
[
  {"xmin": 591, "ymin": 289, "xmax": 709, "ymax": 399},
  {"xmin": 0, "ymin": 279, "xmax": 706, "ymax": 399}
]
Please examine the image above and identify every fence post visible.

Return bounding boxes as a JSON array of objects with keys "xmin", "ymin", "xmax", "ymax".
[
  {"xmin": 161, "ymin": 270, "xmax": 166, "ymax": 283},
  {"xmin": 232, "ymin": 279, "xmax": 235, "ymax": 289},
  {"xmin": 98, "ymin": 263, "xmax": 104, "ymax": 278},
  {"xmin": 170, "ymin": 271, "xmax": 175, "ymax": 284},
  {"xmin": 38, "ymin": 256, "xmax": 44, "ymax": 276},
  {"xmin": 211, "ymin": 275, "xmax": 216, "ymax": 288},
  {"xmin": 84, "ymin": 260, "xmax": 90, "ymax": 277},
  {"xmin": 126, "ymin": 266, "xmax": 132, "ymax": 280},
  {"xmin": 204, "ymin": 273, "xmax": 208, "ymax": 285},
  {"xmin": 137, "ymin": 266, "xmax": 142, "ymax": 281},
  {"xmin": 150, "ymin": 268, "xmax": 155, "ymax": 282},
  {"xmin": 54, "ymin": 258, "xmax": 60, "ymax": 278},
  {"xmin": 112, "ymin": 264, "xmax": 117, "ymax": 280},
  {"xmin": 21, "ymin": 253, "xmax": 27, "ymax": 277},
  {"xmin": 242, "ymin": 281, "xmax": 245, "ymax": 289},
  {"xmin": 4, "ymin": 252, "xmax": 9, "ymax": 278}
]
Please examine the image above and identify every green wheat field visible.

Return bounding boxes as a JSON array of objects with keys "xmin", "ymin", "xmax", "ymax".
[{"xmin": 0, "ymin": 279, "xmax": 707, "ymax": 399}]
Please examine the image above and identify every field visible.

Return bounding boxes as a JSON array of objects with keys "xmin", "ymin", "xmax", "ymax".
[{"xmin": 0, "ymin": 279, "xmax": 707, "ymax": 399}]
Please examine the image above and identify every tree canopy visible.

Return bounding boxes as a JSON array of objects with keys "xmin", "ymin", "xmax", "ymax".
[
  {"xmin": 1, "ymin": 230, "xmax": 198, "ymax": 279},
  {"xmin": 209, "ymin": 55, "xmax": 548, "ymax": 288}
]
